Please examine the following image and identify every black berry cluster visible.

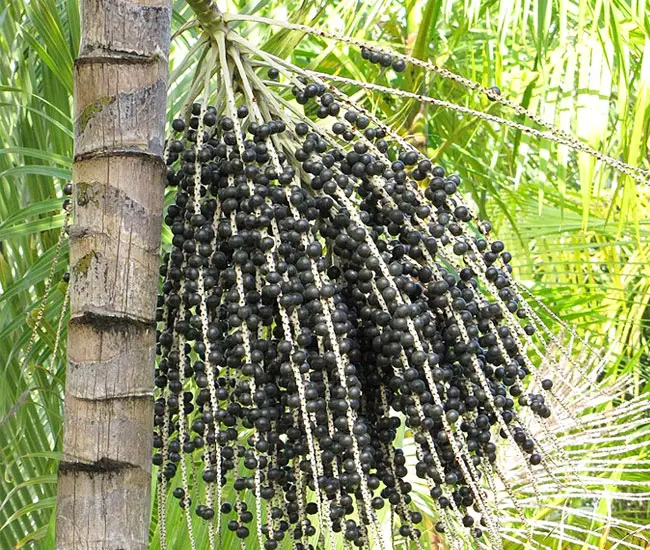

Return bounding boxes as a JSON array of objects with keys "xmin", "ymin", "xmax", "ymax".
[
  {"xmin": 153, "ymin": 67, "xmax": 555, "ymax": 549},
  {"xmin": 360, "ymin": 47, "xmax": 406, "ymax": 72}
]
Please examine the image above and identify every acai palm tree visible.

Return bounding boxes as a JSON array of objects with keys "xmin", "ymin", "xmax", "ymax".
[{"xmin": 0, "ymin": 0, "xmax": 648, "ymax": 549}]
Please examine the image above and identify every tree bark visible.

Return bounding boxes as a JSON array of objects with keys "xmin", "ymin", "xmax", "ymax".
[{"xmin": 56, "ymin": 1, "xmax": 171, "ymax": 548}]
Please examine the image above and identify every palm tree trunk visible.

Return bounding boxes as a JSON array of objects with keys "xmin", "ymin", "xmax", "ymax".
[{"xmin": 55, "ymin": 1, "xmax": 171, "ymax": 548}]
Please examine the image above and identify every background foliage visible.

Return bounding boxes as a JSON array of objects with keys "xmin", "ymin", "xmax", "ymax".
[{"xmin": 0, "ymin": 0, "xmax": 648, "ymax": 547}]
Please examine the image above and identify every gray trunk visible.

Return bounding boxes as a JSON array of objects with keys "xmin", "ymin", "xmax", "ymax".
[{"xmin": 55, "ymin": 1, "xmax": 171, "ymax": 548}]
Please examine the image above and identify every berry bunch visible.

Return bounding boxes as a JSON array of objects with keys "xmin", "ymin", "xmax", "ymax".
[
  {"xmin": 360, "ymin": 47, "xmax": 406, "ymax": 72},
  {"xmin": 154, "ymin": 50, "xmax": 560, "ymax": 550}
]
